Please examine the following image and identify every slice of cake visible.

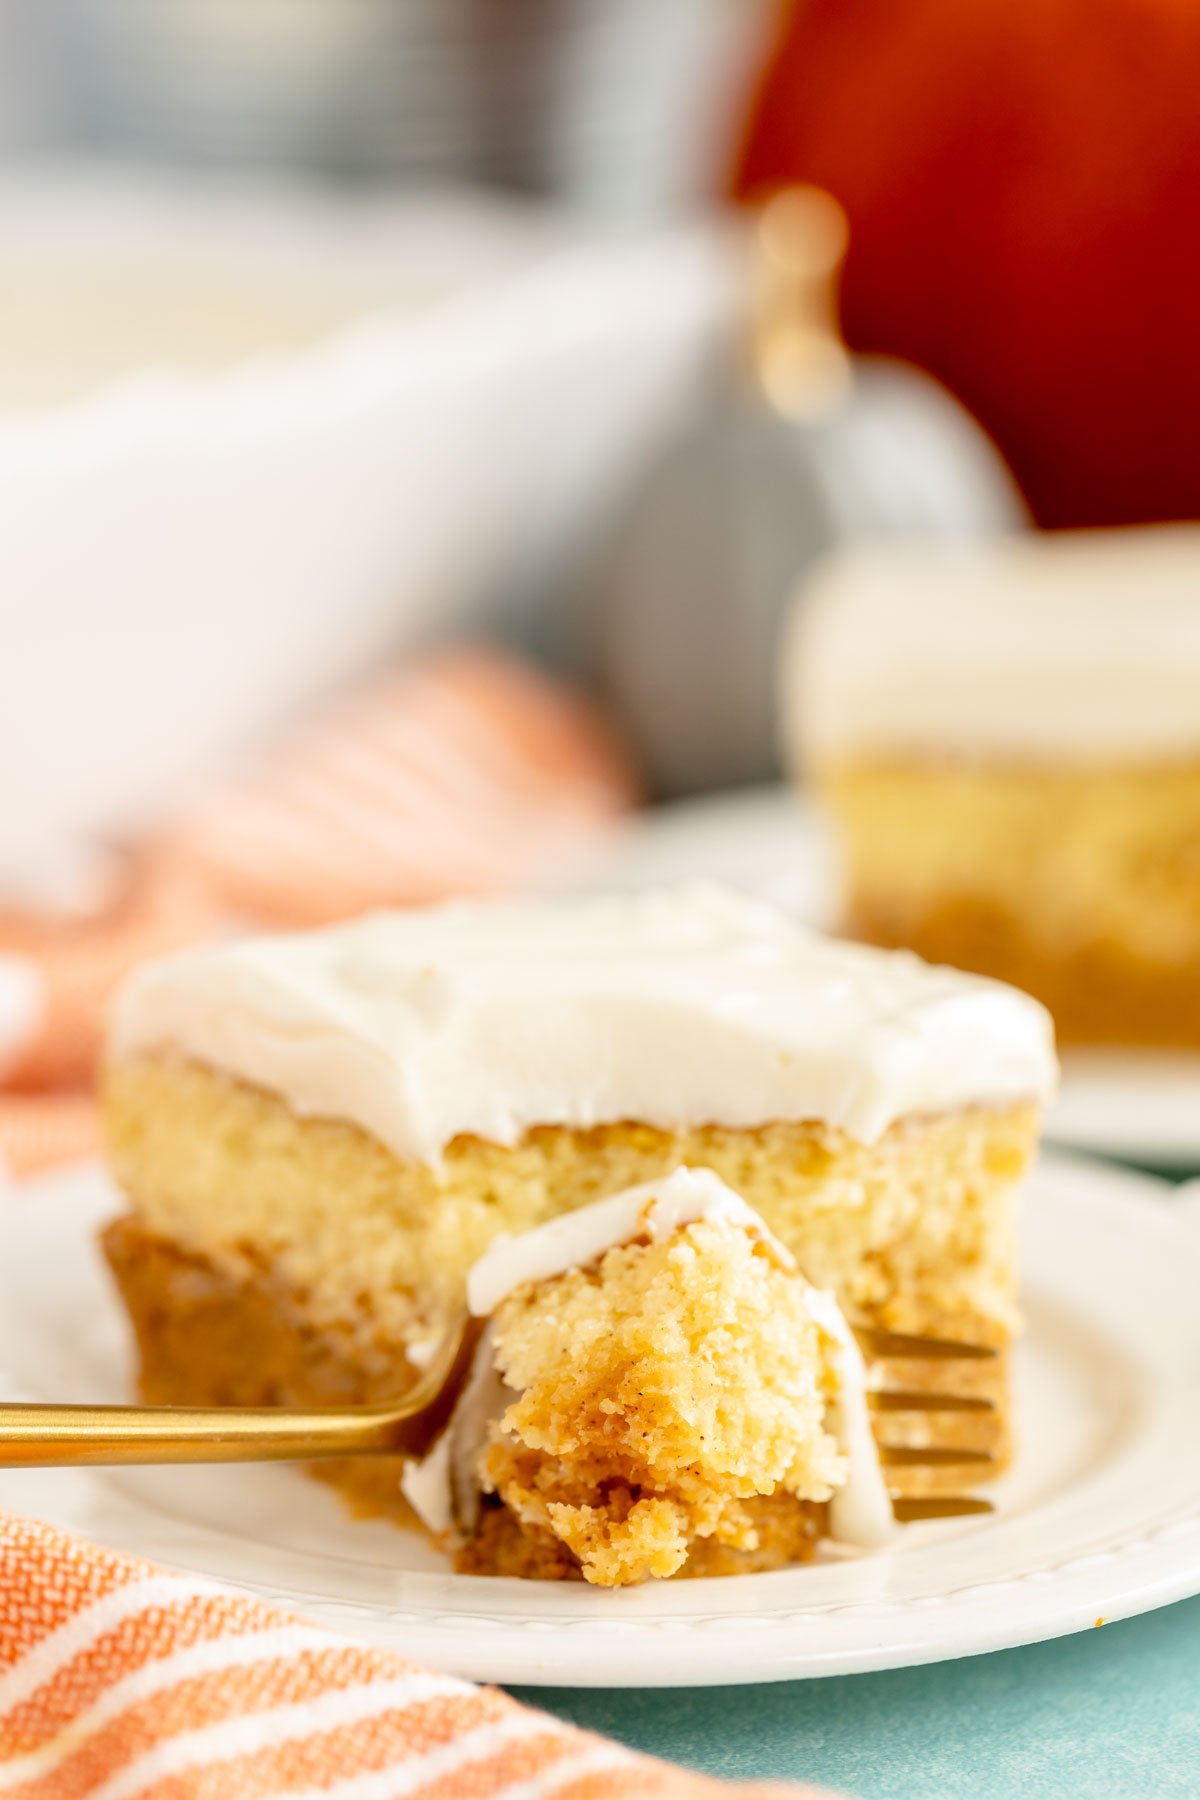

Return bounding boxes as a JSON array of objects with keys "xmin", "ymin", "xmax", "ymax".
[
  {"xmin": 785, "ymin": 528, "xmax": 1200, "ymax": 1043},
  {"xmin": 403, "ymin": 1167, "xmax": 895, "ymax": 1585},
  {"xmin": 100, "ymin": 884, "xmax": 1055, "ymax": 1532}
]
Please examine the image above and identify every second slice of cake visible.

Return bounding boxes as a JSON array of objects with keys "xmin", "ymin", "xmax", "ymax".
[
  {"xmin": 100, "ymin": 884, "xmax": 1056, "ymax": 1539},
  {"xmin": 786, "ymin": 529, "xmax": 1200, "ymax": 1043}
]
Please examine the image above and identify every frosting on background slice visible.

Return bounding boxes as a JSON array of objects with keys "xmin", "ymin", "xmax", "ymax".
[
  {"xmin": 109, "ymin": 884, "xmax": 1056, "ymax": 1160},
  {"xmin": 787, "ymin": 526, "xmax": 1200, "ymax": 763}
]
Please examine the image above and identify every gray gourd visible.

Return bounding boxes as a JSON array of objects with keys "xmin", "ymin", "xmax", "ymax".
[{"xmin": 591, "ymin": 190, "xmax": 1023, "ymax": 798}]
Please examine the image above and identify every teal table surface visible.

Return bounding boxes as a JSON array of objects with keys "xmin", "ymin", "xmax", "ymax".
[{"xmin": 513, "ymin": 1595, "xmax": 1200, "ymax": 1797}]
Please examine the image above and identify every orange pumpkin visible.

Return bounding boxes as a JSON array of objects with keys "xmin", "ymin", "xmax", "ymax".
[{"xmin": 733, "ymin": 0, "xmax": 1200, "ymax": 528}]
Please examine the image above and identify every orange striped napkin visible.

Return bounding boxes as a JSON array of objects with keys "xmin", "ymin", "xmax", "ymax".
[
  {"xmin": 0, "ymin": 648, "xmax": 638, "ymax": 1183},
  {"xmin": 0, "ymin": 853, "xmax": 218, "ymax": 1097},
  {"xmin": 0, "ymin": 1514, "xmax": 831, "ymax": 1799},
  {"xmin": 171, "ymin": 649, "xmax": 637, "ymax": 931}
]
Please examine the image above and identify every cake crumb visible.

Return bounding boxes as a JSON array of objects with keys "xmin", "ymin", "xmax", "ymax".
[{"xmin": 477, "ymin": 1215, "xmax": 846, "ymax": 1586}]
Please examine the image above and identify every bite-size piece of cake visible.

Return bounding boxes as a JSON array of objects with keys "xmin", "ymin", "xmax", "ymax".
[
  {"xmin": 404, "ymin": 1168, "xmax": 893, "ymax": 1584},
  {"xmin": 786, "ymin": 528, "xmax": 1200, "ymax": 1044},
  {"xmin": 100, "ymin": 884, "xmax": 1055, "ymax": 1533}
]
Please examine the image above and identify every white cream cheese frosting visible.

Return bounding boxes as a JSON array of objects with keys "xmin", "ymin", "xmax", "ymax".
[
  {"xmin": 803, "ymin": 1288, "xmax": 896, "ymax": 1550},
  {"xmin": 404, "ymin": 1167, "xmax": 895, "ymax": 1553},
  {"xmin": 108, "ymin": 884, "xmax": 1056, "ymax": 1159},
  {"xmin": 785, "ymin": 526, "xmax": 1200, "ymax": 764}
]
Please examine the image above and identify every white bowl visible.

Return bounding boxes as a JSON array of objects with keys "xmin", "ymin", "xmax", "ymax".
[{"xmin": 0, "ymin": 168, "xmax": 733, "ymax": 874}]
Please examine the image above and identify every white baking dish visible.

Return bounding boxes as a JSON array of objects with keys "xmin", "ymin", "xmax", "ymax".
[{"xmin": 0, "ymin": 168, "xmax": 732, "ymax": 875}]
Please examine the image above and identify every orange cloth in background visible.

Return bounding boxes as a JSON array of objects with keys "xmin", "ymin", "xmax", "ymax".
[
  {"xmin": 173, "ymin": 649, "xmax": 638, "ymax": 930},
  {"xmin": 0, "ymin": 648, "xmax": 638, "ymax": 1182},
  {"xmin": 0, "ymin": 854, "xmax": 218, "ymax": 1094},
  {"xmin": 0, "ymin": 1515, "xmax": 829, "ymax": 1798},
  {"xmin": 0, "ymin": 1095, "xmax": 100, "ymax": 1182}
]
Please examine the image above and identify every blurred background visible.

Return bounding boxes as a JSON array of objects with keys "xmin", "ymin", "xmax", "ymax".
[{"xmin": 2, "ymin": 0, "xmax": 1199, "ymax": 1174}]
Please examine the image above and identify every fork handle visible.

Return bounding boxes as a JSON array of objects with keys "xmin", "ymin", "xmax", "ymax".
[
  {"xmin": 0, "ymin": 1323, "xmax": 473, "ymax": 1468},
  {"xmin": 0, "ymin": 1400, "xmax": 411, "ymax": 1467}
]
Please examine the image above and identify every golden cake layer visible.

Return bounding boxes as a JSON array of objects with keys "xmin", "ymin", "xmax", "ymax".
[
  {"xmin": 102, "ymin": 1056, "xmax": 1031, "ymax": 1532},
  {"xmin": 821, "ymin": 759, "xmax": 1200, "ymax": 1043},
  {"xmin": 103, "ymin": 1058, "xmax": 1033, "ymax": 1350},
  {"xmin": 476, "ymin": 1214, "xmax": 844, "ymax": 1586}
]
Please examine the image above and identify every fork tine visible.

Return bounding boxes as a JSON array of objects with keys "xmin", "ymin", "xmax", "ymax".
[
  {"xmin": 853, "ymin": 1324, "xmax": 1002, "ymax": 1524},
  {"xmin": 879, "ymin": 1445, "xmax": 995, "ymax": 1468},
  {"xmin": 870, "ymin": 1390, "xmax": 996, "ymax": 1414},
  {"xmin": 856, "ymin": 1327, "xmax": 999, "ymax": 1361},
  {"xmin": 891, "ymin": 1495, "xmax": 995, "ymax": 1522}
]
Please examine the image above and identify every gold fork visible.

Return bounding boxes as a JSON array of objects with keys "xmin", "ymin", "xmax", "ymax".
[
  {"xmin": 0, "ymin": 1321, "xmax": 475, "ymax": 1471},
  {"xmin": 0, "ymin": 1321, "xmax": 997, "ymax": 1523},
  {"xmin": 856, "ymin": 1326, "xmax": 999, "ymax": 1522}
]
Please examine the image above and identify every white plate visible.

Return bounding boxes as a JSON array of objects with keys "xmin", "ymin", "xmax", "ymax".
[
  {"xmin": 1047, "ymin": 1052, "xmax": 1200, "ymax": 1169},
  {"xmin": 2, "ymin": 1156, "xmax": 1199, "ymax": 1687},
  {"xmin": 573, "ymin": 788, "xmax": 1200, "ymax": 1170},
  {"xmin": 557, "ymin": 787, "xmax": 835, "ymax": 922}
]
